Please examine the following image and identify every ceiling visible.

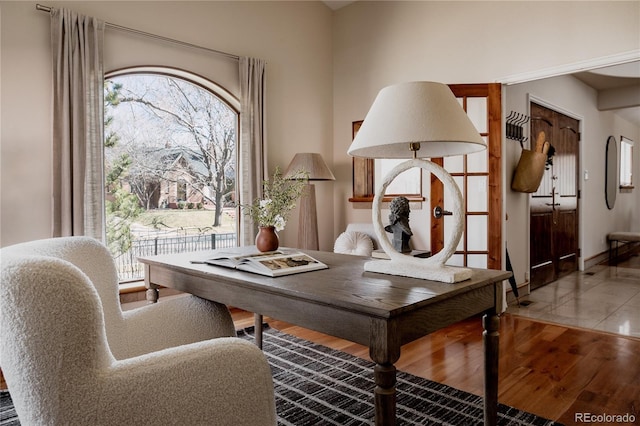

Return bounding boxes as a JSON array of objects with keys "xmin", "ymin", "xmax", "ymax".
[{"xmin": 573, "ymin": 61, "xmax": 640, "ymax": 127}]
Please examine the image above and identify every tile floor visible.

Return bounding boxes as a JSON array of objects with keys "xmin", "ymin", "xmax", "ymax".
[{"xmin": 506, "ymin": 249, "xmax": 640, "ymax": 338}]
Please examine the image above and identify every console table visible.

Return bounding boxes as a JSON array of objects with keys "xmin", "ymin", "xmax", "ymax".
[{"xmin": 139, "ymin": 249, "xmax": 511, "ymax": 426}]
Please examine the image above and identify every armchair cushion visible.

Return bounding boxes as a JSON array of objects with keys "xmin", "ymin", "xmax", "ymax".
[
  {"xmin": 101, "ymin": 338, "xmax": 275, "ymax": 426},
  {"xmin": 121, "ymin": 294, "xmax": 236, "ymax": 358}
]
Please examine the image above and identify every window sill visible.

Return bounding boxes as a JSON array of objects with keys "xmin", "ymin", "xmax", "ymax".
[
  {"xmin": 119, "ymin": 281, "xmax": 146, "ymax": 294},
  {"xmin": 349, "ymin": 195, "xmax": 425, "ymax": 203}
]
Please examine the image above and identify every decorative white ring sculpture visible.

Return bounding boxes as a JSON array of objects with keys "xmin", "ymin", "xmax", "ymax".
[{"xmin": 365, "ymin": 158, "xmax": 471, "ymax": 283}]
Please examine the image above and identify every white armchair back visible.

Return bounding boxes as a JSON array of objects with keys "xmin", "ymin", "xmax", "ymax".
[{"xmin": 1, "ymin": 237, "xmax": 236, "ymax": 359}]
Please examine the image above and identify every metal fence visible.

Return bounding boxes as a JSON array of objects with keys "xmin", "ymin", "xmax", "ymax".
[{"xmin": 114, "ymin": 232, "xmax": 237, "ymax": 282}]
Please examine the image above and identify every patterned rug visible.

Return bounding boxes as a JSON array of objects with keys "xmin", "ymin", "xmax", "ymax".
[
  {"xmin": 1, "ymin": 326, "xmax": 562, "ymax": 425},
  {"xmin": 240, "ymin": 326, "xmax": 560, "ymax": 425},
  {"xmin": 0, "ymin": 392, "xmax": 17, "ymax": 426}
]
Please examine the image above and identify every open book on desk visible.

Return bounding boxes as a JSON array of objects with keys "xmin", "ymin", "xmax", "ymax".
[{"xmin": 202, "ymin": 248, "xmax": 328, "ymax": 277}]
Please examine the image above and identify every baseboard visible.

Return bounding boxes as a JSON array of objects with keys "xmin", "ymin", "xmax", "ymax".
[
  {"xmin": 119, "ymin": 287, "xmax": 183, "ymax": 305},
  {"xmin": 119, "ymin": 281, "xmax": 146, "ymax": 294},
  {"xmin": 584, "ymin": 241, "xmax": 639, "ymax": 269},
  {"xmin": 584, "ymin": 250, "xmax": 610, "ymax": 270},
  {"xmin": 506, "ymin": 281, "xmax": 530, "ymax": 304}
]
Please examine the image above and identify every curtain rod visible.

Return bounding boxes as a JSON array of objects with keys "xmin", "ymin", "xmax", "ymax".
[{"xmin": 36, "ymin": 4, "xmax": 240, "ymax": 61}]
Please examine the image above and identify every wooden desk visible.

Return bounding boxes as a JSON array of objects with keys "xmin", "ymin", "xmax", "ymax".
[{"xmin": 139, "ymin": 249, "xmax": 511, "ymax": 426}]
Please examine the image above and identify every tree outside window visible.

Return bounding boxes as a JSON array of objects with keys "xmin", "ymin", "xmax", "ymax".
[{"xmin": 104, "ymin": 70, "xmax": 239, "ymax": 281}]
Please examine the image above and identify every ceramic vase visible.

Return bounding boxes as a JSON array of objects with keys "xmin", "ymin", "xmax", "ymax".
[{"xmin": 255, "ymin": 226, "xmax": 279, "ymax": 252}]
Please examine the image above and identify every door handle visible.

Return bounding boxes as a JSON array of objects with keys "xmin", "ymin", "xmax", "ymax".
[
  {"xmin": 433, "ymin": 206, "xmax": 452, "ymax": 219},
  {"xmin": 548, "ymin": 187, "xmax": 556, "ymax": 210}
]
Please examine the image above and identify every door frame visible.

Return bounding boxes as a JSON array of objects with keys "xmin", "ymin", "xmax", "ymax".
[{"xmin": 431, "ymin": 84, "xmax": 503, "ymax": 271}]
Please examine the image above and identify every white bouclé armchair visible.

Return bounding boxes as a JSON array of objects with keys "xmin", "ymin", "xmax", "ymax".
[
  {"xmin": 2, "ymin": 236, "xmax": 237, "ymax": 359},
  {"xmin": 0, "ymin": 237, "xmax": 277, "ymax": 425}
]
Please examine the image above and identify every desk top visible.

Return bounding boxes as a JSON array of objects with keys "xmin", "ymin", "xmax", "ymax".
[{"xmin": 140, "ymin": 249, "xmax": 512, "ymax": 320}]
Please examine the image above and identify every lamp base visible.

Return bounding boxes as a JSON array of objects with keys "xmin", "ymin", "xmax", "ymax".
[
  {"xmin": 298, "ymin": 183, "xmax": 319, "ymax": 250},
  {"xmin": 364, "ymin": 259, "xmax": 472, "ymax": 283},
  {"xmin": 369, "ymin": 158, "xmax": 471, "ymax": 284}
]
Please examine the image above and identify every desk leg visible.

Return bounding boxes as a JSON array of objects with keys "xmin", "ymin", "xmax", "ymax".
[
  {"xmin": 373, "ymin": 363, "xmax": 396, "ymax": 426},
  {"xmin": 254, "ymin": 313, "xmax": 263, "ymax": 349},
  {"xmin": 144, "ymin": 264, "xmax": 159, "ymax": 304},
  {"xmin": 370, "ymin": 320, "xmax": 400, "ymax": 426},
  {"xmin": 483, "ymin": 312, "xmax": 500, "ymax": 426}
]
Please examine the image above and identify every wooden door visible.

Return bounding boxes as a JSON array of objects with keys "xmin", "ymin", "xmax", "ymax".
[
  {"xmin": 529, "ymin": 103, "xmax": 580, "ymax": 289},
  {"xmin": 430, "ymin": 84, "xmax": 502, "ymax": 270}
]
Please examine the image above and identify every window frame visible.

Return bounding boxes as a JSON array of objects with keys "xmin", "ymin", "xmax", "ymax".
[
  {"xmin": 620, "ymin": 135, "xmax": 634, "ymax": 190},
  {"xmin": 107, "ymin": 66, "xmax": 240, "ymax": 111},
  {"xmin": 349, "ymin": 120, "xmax": 425, "ymax": 203},
  {"xmin": 104, "ymin": 66, "xmax": 241, "ymax": 285}
]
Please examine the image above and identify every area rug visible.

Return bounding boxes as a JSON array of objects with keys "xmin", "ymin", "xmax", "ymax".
[
  {"xmin": 0, "ymin": 326, "xmax": 561, "ymax": 425},
  {"xmin": 241, "ymin": 326, "xmax": 561, "ymax": 426}
]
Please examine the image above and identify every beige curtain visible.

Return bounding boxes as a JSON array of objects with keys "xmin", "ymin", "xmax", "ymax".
[
  {"xmin": 50, "ymin": 8, "xmax": 105, "ymax": 240},
  {"xmin": 239, "ymin": 57, "xmax": 267, "ymax": 246}
]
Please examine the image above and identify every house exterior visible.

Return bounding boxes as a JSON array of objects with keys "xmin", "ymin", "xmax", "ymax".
[{"xmin": 158, "ymin": 150, "xmax": 209, "ymax": 210}]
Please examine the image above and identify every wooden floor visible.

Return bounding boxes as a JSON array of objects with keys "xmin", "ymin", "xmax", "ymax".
[{"xmin": 231, "ymin": 309, "xmax": 640, "ymax": 425}]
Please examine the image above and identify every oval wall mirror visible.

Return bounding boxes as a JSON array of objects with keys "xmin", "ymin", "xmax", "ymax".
[{"xmin": 605, "ymin": 135, "xmax": 617, "ymax": 209}]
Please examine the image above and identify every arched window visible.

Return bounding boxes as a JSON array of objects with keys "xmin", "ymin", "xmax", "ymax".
[{"xmin": 104, "ymin": 67, "xmax": 239, "ymax": 281}]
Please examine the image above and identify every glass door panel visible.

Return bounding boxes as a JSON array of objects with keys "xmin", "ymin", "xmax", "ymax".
[
  {"xmin": 467, "ymin": 138, "xmax": 488, "ymax": 172},
  {"xmin": 467, "ymin": 176, "xmax": 488, "ymax": 212},
  {"xmin": 467, "ymin": 215, "xmax": 488, "ymax": 251},
  {"xmin": 431, "ymin": 84, "xmax": 501, "ymax": 270}
]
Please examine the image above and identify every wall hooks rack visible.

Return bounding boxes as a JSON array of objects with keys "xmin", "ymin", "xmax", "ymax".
[{"xmin": 506, "ymin": 111, "xmax": 530, "ymax": 147}]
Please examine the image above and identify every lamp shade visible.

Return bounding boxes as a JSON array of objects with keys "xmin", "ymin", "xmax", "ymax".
[
  {"xmin": 284, "ymin": 153, "xmax": 335, "ymax": 181},
  {"xmin": 348, "ymin": 82, "xmax": 486, "ymax": 159}
]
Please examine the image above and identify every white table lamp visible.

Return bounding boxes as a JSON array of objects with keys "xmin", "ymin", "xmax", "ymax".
[
  {"xmin": 284, "ymin": 153, "xmax": 335, "ymax": 250},
  {"xmin": 348, "ymin": 81, "xmax": 486, "ymax": 283}
]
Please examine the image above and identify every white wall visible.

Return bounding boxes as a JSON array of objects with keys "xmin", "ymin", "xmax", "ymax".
[
  {"xmin": 0, "ymin": 1, "xmax": 334, "ymax": 249},
  {"xmin": 332, "ymin": 1, "xmax": 640, "ymax": 277}
]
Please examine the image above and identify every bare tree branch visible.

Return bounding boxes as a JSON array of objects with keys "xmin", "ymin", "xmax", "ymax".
[{"xmin": 106, "ymin": 75, "xmax": 237, "ymax": 227}]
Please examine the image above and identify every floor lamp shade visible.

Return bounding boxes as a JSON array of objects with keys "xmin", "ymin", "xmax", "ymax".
[
  {"xmin": 284, "ymin": 153, "xmax": 335, "ymax": 250},
  {"xmin": 348, "ymin": 82, "xmax": 486, "ymax": 283},
  {"xmin": 284, "ymin": 153, "xmax": 335, "ymax": 181}
]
